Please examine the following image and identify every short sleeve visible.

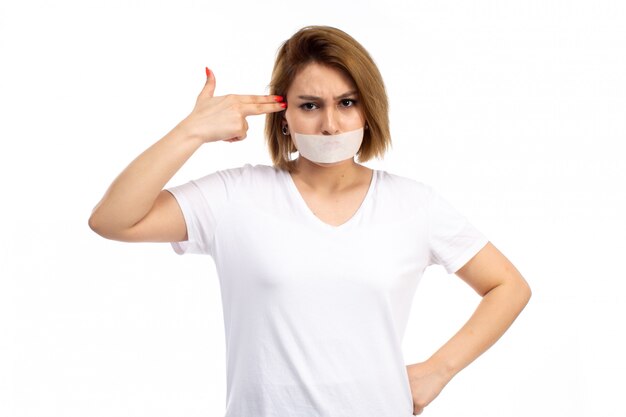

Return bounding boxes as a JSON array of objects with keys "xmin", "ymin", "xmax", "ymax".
[
  {"xmin": 165, "ymin": 164, "xmax": 250, "ymax": 256},
  {"xmin": 427, "ymin": 186, "xmax": 489, "ymax": 274}
]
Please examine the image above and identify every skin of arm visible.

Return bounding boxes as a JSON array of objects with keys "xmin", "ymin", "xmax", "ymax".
[
  {"xmin": 88, "ymin": 69, "xmax": 284, "ymax": 239},
  {"xmin": 88, "ymin": 124, "xmax": 204, "ymax": 235},
  {"xmin": 406, "ymin": 241, "xmax": 532, "ymax": 415}
]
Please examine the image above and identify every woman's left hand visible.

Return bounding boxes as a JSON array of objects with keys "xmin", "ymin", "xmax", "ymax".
[{"xmin": 406, "ymin": 361, "xmax": 452, "ymax": 415}]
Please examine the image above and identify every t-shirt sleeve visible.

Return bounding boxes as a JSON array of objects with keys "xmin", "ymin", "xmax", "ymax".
[
  {"xmin": 427, "ymin": 186, "xmax": 489, "ymax": 274},
  {"xmin": 164, "ymin": 164, "xmax": 250, "ymax": 256}
]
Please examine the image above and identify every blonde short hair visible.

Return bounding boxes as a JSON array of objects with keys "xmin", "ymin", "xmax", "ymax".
[{"xmin": 265, "ymin": 25, "xmax": 391, "ymax": 173}]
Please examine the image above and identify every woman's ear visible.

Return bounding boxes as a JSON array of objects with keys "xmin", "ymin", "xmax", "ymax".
[{"xmin": 281, "ymin": 114, "xmax": 289, "ymax": 132}]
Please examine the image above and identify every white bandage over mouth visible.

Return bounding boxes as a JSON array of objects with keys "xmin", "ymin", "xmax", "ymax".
[{"xmin": 292, "ymin": 127, "xmax": 364, "ymax": 163}]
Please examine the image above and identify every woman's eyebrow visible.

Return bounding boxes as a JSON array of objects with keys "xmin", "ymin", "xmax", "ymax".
[{"xmin": 297, "ymin": 90, "xmax": 359, "ymax": 100}]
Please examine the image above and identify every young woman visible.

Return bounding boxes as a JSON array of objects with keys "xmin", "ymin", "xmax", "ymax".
[{"xmin": 89, "ymin": 25, "xmax": 531, "ymax": 417}]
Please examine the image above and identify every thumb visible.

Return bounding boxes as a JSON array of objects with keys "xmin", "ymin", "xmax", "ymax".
[{"xmin": 200, "ymin": 67, "xmax": 216, "ymax": 98}]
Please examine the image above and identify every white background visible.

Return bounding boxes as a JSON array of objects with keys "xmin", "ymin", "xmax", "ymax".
[{"xmin": 1, "ymin": 1, "xmax": 624, "ymax": 416}]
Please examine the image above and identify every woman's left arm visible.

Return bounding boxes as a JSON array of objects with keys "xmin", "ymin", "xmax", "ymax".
[{"xmin": 407, "ymin": 241, "xmax": 532, "ymax": 415}]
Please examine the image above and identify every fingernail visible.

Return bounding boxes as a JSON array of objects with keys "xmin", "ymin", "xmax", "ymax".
[
  {"xmin": 205, "ymin": 67, "xmax": 211, "ymax": 78},
  {"xmin": 274, "ymin": 95, "xmax": 284, "ymax": 102},
  {"xmin": 280, "ymin": 102, "xmax": 287, "ymax": 108}
]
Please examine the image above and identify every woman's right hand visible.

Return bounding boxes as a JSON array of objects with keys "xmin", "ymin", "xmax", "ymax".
[{"xmin": 177, "ymin": 68, "xmax": 286, "ymax": 144}]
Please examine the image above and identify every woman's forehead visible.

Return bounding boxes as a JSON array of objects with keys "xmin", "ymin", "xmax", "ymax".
[{"xmin": 288, "ymin": 63, "xmax": 356, "ymax": 97}]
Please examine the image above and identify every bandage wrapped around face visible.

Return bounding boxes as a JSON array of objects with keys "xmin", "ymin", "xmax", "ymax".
[{"xmin": 292, "ymin": 127, "xmax": 364, "ymax": 163}]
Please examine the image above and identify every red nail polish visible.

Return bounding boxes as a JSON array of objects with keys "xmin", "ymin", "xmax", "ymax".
[
  {"xmin": 280, "ymin": 102, "xmax": 287, "ymax": 108},
  {"xmin": 274, "ymin": 95, "xmax": 284, "ymax": 102},
  {"xmin": 205, "ymin": 67, "xmax": 211, "ymax": 78}
]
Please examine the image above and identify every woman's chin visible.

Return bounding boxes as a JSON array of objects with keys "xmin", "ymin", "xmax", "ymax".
[{"xmin": 297, "ymin": 156, "xmax": 354, "ymax": 168}]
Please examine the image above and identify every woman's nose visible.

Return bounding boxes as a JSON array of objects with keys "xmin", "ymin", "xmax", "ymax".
[{"xmin": 320, "ymin": 106, "xmax": 340, "ymax": 135}]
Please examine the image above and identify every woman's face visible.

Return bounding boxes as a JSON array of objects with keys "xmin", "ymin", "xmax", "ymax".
[{"xmin": 283, "ymin": 62, "xmax": 366, "ymax": 138}]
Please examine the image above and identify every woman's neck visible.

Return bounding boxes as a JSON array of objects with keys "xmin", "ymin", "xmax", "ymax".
[{"xmin": 291, "ymin": 157, "xmax": 369, "ymax": 194}]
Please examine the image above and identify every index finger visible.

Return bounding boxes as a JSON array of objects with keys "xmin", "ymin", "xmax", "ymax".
[
  {"xmin": 241, "ymin": 101, "xmax": 287, "ymax": 116},
  {"xmin": 231, "ymin": 94, "xmax": 284, "ymax": 104}
]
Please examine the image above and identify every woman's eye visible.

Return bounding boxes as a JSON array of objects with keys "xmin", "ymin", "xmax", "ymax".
[
  {"xmin": 300, "ymin": 103, "xmax": 319, "ymax": 111},
  {"xmin": 340, "ymin": 99, "xmax": 357, "ymax": 107},
  {"xmin": 299, "ymin": 100, "xmax": 357, "ymax": 111}
]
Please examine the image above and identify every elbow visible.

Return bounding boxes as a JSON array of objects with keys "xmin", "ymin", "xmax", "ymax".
[
  {"xmin": 88, "ymin": 213, "xmax": 107, "ymax": 237},
  {"xmin": 88, "ymin": 213, "xmax": 114, "ymax": 239},
  {"xmin": 517, "ymin": 277, "xmax": 532, "ymax": 308},
  {"xmin": 88, "ymin": 213, "xmax": 134, "ymax": 241},
  {"xmin": 494, "ymin": 273, "xmax": 532, "ymax": 309}
]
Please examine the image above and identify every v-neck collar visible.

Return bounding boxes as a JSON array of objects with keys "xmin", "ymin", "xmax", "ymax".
[{"xmin": 282, "ymin": 168, "xmax": 377, "ymax": 231}]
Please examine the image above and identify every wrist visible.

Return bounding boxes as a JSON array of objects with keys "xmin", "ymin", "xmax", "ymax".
[
  {"xmin": 173, "ymin": 118, "xmax": 207, "ymax": 146},
  {"xmin": 425, "ymin": 353, "xmax": 458, "ymax": 382}
]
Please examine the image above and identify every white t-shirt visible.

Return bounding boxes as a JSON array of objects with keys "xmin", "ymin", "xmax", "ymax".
[{"xmin": 166, "ymin": 163, "xmax": 488, "ymax": 417}]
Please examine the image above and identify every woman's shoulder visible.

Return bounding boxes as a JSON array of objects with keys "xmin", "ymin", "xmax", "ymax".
[
  {"xmin": 208, "ymin": 163, "xmax": 283, "ymax": 179},
  {"xmin": 185, "ymin": 163, "xmax": 282, "ymax": 193},
  {"xmin": 240, "ymin": 163, "xmax": 285, "ymax": 180},
  {"xmin": 375, "ymin": 169, "xmax": 432, "ymax": 197}
]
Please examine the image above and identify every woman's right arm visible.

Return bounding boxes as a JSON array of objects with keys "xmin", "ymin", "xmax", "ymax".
[{"xmin": 87, "ymin": 68, "xmax": 285, "ymax": 242}]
